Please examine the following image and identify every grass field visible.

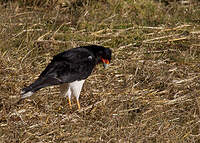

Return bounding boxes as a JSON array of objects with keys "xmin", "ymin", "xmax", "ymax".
[{"xmin": 1, "ymin": 0, "xmax": 200, "ymax": 142}]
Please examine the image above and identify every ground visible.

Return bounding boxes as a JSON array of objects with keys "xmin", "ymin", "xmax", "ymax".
[{"xmin": 0, "ymin": 0, "xmax": 200, "ymax": 142}]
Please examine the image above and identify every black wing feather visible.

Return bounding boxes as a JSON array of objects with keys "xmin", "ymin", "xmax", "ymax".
[
  {"xmin": 40, "ymin": 48, "xmax": 96, "ymax": 80},
  {"xmin": 21, "ymin": 48, "xmax": 96, "ymax": 94}
]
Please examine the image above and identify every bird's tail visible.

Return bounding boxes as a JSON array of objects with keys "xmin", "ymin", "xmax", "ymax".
[
  {"xmin": 21, "ymin": 78, "xmax": 43, "ymax": 99},
  {"xmin": 21, "ymin": 87, "xmax": 34, "ymax": 99},
  {"xmin": 21, "ymin": 76, "xmax": 61, "ymax": 99},
  {"xmin": 21, "ymin": 77, "xmax": 50, "ymax": 99}
]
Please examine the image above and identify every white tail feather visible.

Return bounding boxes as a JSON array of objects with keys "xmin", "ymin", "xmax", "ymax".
[{"xmin": 21, "ymin": 91, "xmax": 33, "ymax": 99}]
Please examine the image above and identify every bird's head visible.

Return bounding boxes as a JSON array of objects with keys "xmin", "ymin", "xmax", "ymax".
[
  {"xmin": 97, "ymin": 47, "xmax": 112, "ymax": 69},
  {"xmin": 85, "ymin": 45, "xmax": 112, "ymax": 69}
]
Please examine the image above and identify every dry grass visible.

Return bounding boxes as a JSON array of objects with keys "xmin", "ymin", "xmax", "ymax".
[{"xmin": 1, "ymin": 0, "xmax": 200, "ymax": 142}]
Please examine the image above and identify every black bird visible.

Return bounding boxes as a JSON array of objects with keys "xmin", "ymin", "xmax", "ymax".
[{"xmin": 21, "ymin": 45, "xmax": 112, "ymax": 109}]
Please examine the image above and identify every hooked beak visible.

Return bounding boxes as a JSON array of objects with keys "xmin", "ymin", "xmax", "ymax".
[
  {"xmin": 101, "ymin": 58, "xmax": 110, "ymax": 69},
  {"xmin": 103, "ymin": 63, "xmax": 109, "ymax": 69}
]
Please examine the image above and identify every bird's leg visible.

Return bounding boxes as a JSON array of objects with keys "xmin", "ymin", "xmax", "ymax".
[
  {"xmin": 70, "ymin": 80, "xmax": 85, "ymax": 110},
  {"xmin": 76, "ymin": 98, "xmax": 81, "ymax": 110},
  {"xmin": 60, "ymin": 83, "xmax": 72, "ymax": 109},
  {"xmin": 68, "ymin": 96, "xmax": 72, "ymax": 109},
  {"xmin": 67, "ymin": 88, "xmax": 72, "ymax": 109}
]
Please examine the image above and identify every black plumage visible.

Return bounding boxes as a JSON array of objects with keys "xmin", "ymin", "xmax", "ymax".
[{"xmin": 21, "ymin": 45, "xmax": 112, "ymax": 109}]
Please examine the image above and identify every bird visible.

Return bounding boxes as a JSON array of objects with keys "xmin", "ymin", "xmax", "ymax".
[{"xmin": 21, "ymin": 45, "xmax": 112, "ymax": 110}]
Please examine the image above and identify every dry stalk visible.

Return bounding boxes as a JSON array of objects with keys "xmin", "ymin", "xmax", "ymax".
[
  {"xmin": 9, "ymin": 12, "xmax": 34, "ymax": 18},
  {"xmin": 52, "ymin": 22, "xmax": 71, "ymax": 38},
  {"xmin": 145, "ymin": 24, "xmax": 191, "ymax": 36},
  {"xmin": 78, "ymin": 99, "xmax": 106, "ymax": 112},
  {"xmin": 165, "ymin": 95, "xmax": 189, "ymax": 105},
  {"xmin": 138, "ymin": 26, "xmax": 164, "ymax": 30},
  {"xmin": 143, "ymin": 33, "xmax": 182, "ymax": 43},
  {"xmin": 13, "ymin": 29, "xmax": 43, "ymax": 39},
  {"xmin": 37, "ymin": 31, "xmax": 52, "ymax": 41},
  {"xmin": 168, "ymin": 37, "xmax": 189, "ymax": 42},
  {"xmin": 35, "ymin": 39, "xmax": 69, "ymax": 44}
]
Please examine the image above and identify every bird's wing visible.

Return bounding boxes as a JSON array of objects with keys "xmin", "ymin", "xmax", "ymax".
[
  {"xmin": 39, "ymin": 48, "xmax": 96, "ymax": 83},
  {"xmin": 54, "ymin": 48, "xmax": 94, "ymax": 63}
]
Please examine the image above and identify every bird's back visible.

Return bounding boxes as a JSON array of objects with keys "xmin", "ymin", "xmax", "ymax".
[{"xmin": 39, "ymin": 47, "xmax": 96, "ymax": 83}]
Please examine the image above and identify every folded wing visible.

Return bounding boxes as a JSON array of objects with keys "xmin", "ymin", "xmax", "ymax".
[{"xmin": 21, "ymin": 48, "xmax": 96, "ymax": 98}]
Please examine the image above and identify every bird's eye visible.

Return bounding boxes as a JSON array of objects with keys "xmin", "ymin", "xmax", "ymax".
[{"xmin": 88, "ymin": 56, "xmax": 92, "ymax": 60}]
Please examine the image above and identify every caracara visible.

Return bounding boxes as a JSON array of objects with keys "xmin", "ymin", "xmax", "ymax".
[{"xmin": 21, "ymin": 45, "xmax": 112, "ymax": 109}]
